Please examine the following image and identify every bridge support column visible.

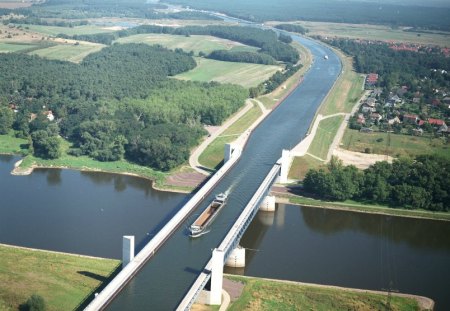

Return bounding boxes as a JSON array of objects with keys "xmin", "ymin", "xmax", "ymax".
[
  {"xmin": 224, "ymin": 143, "xmax": 242, "ymax": 163},
  {"xmin": 278, "ymin": 149, "xmax": 291, "ymax": 184},
  {"xmin": 225, "ymin": 245, "xmax": 246, "ymax": 268},
  {"xmin": 122, "ymin": 235, "xmax": 135, "ymax": 268},
  {"xmin": 210, "ymin": 248, "xmax": 224, "ymax": 305},
  {"xmin": 260, "ymin": 195, "xmax": 276, "ymax": 212}
]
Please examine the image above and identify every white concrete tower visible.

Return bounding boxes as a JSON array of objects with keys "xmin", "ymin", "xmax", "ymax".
[{"xmin": 122, "ymin": 235, "xmax": 135, "ymax": 268}]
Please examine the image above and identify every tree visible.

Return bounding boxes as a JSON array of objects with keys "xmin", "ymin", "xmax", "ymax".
[
  {"xmin": 31, "ymin": 130, "xmax": 61, "ymax": 159},
  {"xmin": 0, "ymin": 106, "xmax": 14, "ymax": 134},
  {"xmin": 24, "ymin": 294, "xmax": 46, "ymax": 311}
]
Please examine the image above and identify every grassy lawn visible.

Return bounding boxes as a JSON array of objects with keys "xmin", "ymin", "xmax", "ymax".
[
  {"xmin": 287, "ymin": 196, "xmax": 450, "ymax": 221},
  {"xmin": 258, "ymin": 42, "xmax": 312, "ymax": 109},
  {"xmin": 342, "ymin": 129, "xmax": 450, "ymax": 159},
  {"xmin": 199, "ymin": 104, "xmax": 262, "ymax": 169},
  {"xmin": 0, "ymin": 42, "xmax": 37, "ymax": 53},
  {"xmin": 0, "ymin": 132, "xmax": 28, "ymax": 155},
  {"xmin": 0, "ymin": 244, "xmax": 120, "ymax": 311},
  {"xmin": 176, "ymin": 57, "xmax": 281, "ymax": 88},
  {"xmin": 288, "ymin": 154, "xmax": 325, "ymax": 180},
  {"xmin": 28, "ymin": 42, "xmax": 105, "ymax": 62},
  {"xmin": 274, "ymin": 21, "xmax": 450, "ymax": 47},
  {"xmin": 319, "ymin": 49, "xmax": 364, "ymax": 116},
  {"xmin": 226, "ymin": 276, "xmax": 421, "ymax": 311},
  {"xmin": 115, "ymin": 34, "xmax": 258, "ymax": 55},
  {"xmin": 307, "ymin": 115, "xmax": 344, "ymax": 160},
  {"xmin": 18, "ymin": 24, "xmax": 113, "ymax": 36}
]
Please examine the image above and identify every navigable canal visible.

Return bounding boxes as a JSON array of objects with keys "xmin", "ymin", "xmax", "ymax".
[{"xmin": 0, "ymin": 156, "xmax": 449, "ymax": 309}]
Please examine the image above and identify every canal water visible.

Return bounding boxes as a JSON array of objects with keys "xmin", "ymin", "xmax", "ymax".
[{"xmin": 1, "ymin": 156, "xmax": 449, "ymax": 309}]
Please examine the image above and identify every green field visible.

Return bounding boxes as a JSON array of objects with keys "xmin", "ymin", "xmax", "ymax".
[
  {"xmin": 274, "ymin": 21, "xmax": 450, "ymax": 47},
  {"xmin": 342, "ymin": 129, "xmax": 450, "ymax": 159},
  {"xmin": 0, "ymin": 132, "xmax": 28, "ymax": 155},
  {"xmin": 0, "ymin": 244, "xmax": 119, "ymax": 311},
  {"xmin": 29, "ymin": 43, "xmax": 105, "ymax": 62},
  {"xmin": 198, "ymin": 104, "xmax": 262, "ymax": 169},
  {"xmin": 0, "ymin": 42, "xmax": 37, "ymax": 53},
  {"xmin": 225, "ymin": 276, "xmax": 421, "ymax": 311},
  {"xmin": 176, "ymin": 57, "xmax": 281, "ymax": 88},
  {"xmin": 307, "ymin": 115, "xmax": 345, "ymax": 160},
  {"xmin": 19, "ymin": 24, "xmax": 113, "ymax": 36},
  {"xmin": 288, "ymin": 154, "xmax": 325, "ymax": 180},
  {"xmin": 115, "ymin": 34, "xmax": 258, "ymax": 55}
]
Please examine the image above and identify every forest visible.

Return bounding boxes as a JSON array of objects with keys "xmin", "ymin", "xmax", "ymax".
[
  {"xmin": 165, "ymin": 0, "xmax": 450, "ymax": 31},
  {"xmin": 58, "ymin": 25, "xmax": 299, "ymax": 64},
  {"xmin": 303, "ymin": 156, "xmax": 449, "ymax": 212},
  {"xmin": 274, "ymin": 24, "xmax": 308, "ymax": 35},
  {"xmin": 206, "ymin": 50, "xmax": 276, "ymax": 65},
  {"xmin": 0, "ymin": 44, "xmax": 248, "ymax": 170}
]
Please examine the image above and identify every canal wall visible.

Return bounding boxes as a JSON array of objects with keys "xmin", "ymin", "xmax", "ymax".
[{"xmin": 84, "ymin": 149, "xmax": 243, "ymax": 311}]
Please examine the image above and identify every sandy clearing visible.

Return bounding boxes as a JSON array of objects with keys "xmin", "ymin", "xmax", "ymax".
[{"xmin": 333, "ymin": 147, "xmax": 393, "ymax": 169}]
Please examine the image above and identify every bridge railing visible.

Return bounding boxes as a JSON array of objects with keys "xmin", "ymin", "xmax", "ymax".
[
  {"xmin": 177, "ymin": 161, "xmax": 281, "ymax": 311},
  {"xmin": 84, "ymin": 151, "xmax": 242, "ymax": 311}
]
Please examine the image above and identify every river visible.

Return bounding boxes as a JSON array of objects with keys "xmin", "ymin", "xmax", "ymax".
[{"xmin": 1, "ymin": 156, "xmax": 449, "ymax": 309}]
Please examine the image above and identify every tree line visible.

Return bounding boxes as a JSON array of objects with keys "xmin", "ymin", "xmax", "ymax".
[
  {"xmin": 58, "ymin": 25, "xmax": 299, "ymax": 63},
  {"xmin": 303, "ymin": 156, "xmax": 449, "ymax": 211},
  {"xmin": 0, "ymin": 44, "xmax": 248, "ymax": 170},
  {"xmin": 249, "ymin": 63, "xmax": 301, "ymax": 97},
  {"xmin": 206, "ymin": 50, "xmax": 276, "ymax": 65},
  {"xmin": 274, "ymin": 24, "xmax": 308, "ymax": 35}
]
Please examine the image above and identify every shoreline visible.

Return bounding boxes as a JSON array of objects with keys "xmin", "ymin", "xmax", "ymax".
[
  {"xmin": 273, "ymin": 194, "xmax": 450, "ymax": 222},
  {"xmin": 225, "ymin": 274, "xmax": 435, "ymax": 311},
  {"xmin": 6, "ymin": 156, "xmax": 449, "ymax": 221}
]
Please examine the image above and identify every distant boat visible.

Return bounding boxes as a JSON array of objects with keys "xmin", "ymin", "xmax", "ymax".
[
  {"xmin": 324, "ymin": 55, "xmax": 329, "ymax": 60},
  {"xmin": 189, "ymin": 193, "xmax": 228, "ymax": 238}
]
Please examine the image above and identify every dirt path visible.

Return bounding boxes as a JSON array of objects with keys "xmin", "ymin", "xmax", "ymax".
[
  {"xmin": 333, "ymin": 147, "xmax": 393, "ymax": 169},
  {"xmin": 189, "ymin": 99, "xmax": 254, "ymax": 175}
]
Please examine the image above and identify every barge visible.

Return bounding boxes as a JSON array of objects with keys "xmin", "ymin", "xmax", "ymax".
[{"xmin": 189, "ymin": 193, "xmax": 228, "ymax": 237}]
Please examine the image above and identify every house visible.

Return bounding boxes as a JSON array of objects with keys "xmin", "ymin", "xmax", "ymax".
[
  {"xmin": 403, "ymin": 114, "xmax": 419, "ymax": 124},
  {"xmin": 388, "ymin": 116, "xmax": 401, "ymax": 125},
  {"xmin": 418, "ymin": 120, "xmax": 425, "ymax": 126},
  {"xmin": 366, "ymin": 73, "xmax": 379, "ymax": 86},
  {"xmin": 397, "ymin": 86, "xmax": 408, "ymax": 96},
  {"xmin": 437, "ymin": 124, "xmax": 448, "ymax": 134},
  {"xmin": 43, "ymin": 110, "xmax": 55, "ymax": 121},
  {"xmin": 412, "ymin": 97, "xmax": 421, "ymax": 104},
  {"xmin": 357, "ymin": 113, "xmax": 366, "ymax": 124},
  {"xmin": 390, "ymin": 95, "xmax": 402, "ymax": 103},
  {"xmin": 365, "ymin": 97, "xmax": 377, "ymax": 107},
  {"xmin": 370, "ymin": 112, "xmax": 382, "ymax": 122},
  {"xmin": 373, "ymin": 88, "xmax": 383, "ymax": 97},
  {"xmin": 361, "ymin": 105, "xmax": 376, "ymax": 113},
  {"xmin": 428, "ymin": 118, "xmax": 446, "ymax": 127}
]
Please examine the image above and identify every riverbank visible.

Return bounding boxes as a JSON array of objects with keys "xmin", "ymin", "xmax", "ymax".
[
  {"xmin": 270, "ymin": 189, "xmax": 450, "ymax": 221},
  {"xmin": 0, "ymin": 243, "xmax": 120, "ymax": 311},
  {"xmin": 193, "ymin": 275, "xmax": 433, "ymax": 311}
]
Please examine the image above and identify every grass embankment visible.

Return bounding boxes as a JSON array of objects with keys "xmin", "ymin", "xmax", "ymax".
[
  {"xmin": 0, "ymin": 244, "xmax": 120, "ymax": 311},
  {"xmin": 285, "ymin": 195, "xmax": 450, "ymax": 221},
  {"xmin": 116, "ymin": 34, "xmax": 258, "ymax": 55},
  {"xmin": 258, "ymin": 41, "xmax": 312, "ymax": 109},
  {"xmin": 289, "ymin": 45, "xmax": 364, "ymax": 179},
  {"xmin": 198, "ymin": 103, "xmax": 262, "ymax": 169},
  {"xmin": 307, "ymin": 115, "xmax": 344, "ymax": 160},
  {"xmin": 29, "ymin": 42, "xmax": 105, "ymax": 63},
  {"xmin": 176, "ymin": 57, "xmax": 282, "ymax": 88},
  {"xmin": 225, "ymin": 276, "xmax": 422, "ymax": 311},
  {"xmin": 342, "ymin": 129, "xmax": 450, "ymax": 160}
]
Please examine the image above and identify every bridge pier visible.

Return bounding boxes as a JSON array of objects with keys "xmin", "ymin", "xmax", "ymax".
[
  {"xmin": 224, "ymin": 143, "xmax": 242, "ymax": 163},
  {"xmin": 260, "ymin": 195, "xmax": 276, "ymax": 212},
  {"xmin": 210, "ymin": 248, "xmax": 225, "ymax": 305},
  {"xmin": 277, "ymin": 149, "xmax": 292, "ymax": 184},
  {"xmin": 122, "ymin": 235, "xmax": 135, "ymax": 268},
  {"xmin": 225, "ymin": 245, "xmax": 246, "ymax": 268}
]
